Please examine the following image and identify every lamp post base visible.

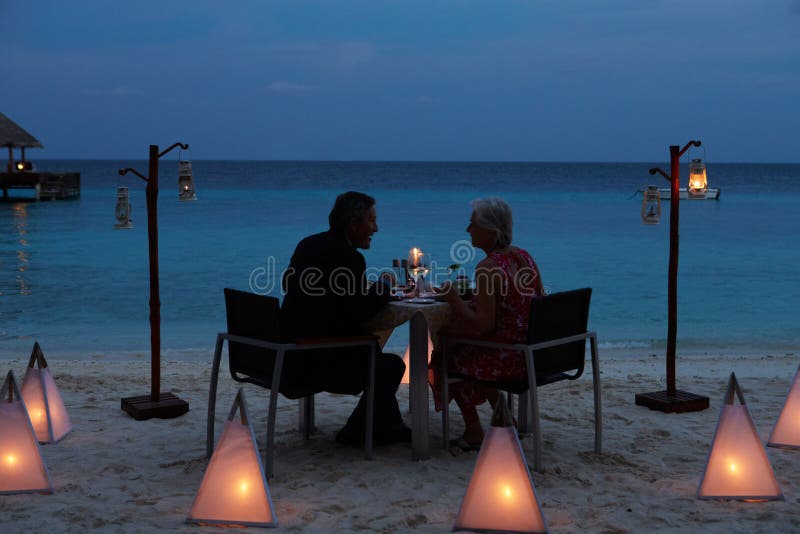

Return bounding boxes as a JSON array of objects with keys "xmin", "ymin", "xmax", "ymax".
[
  {"xmin": 121, "ymin": 392, "xmax": 189, "ymax": 420},
  {"xmin": 635, "ymin": 390, "xmax": 709, "ymax": 413}
]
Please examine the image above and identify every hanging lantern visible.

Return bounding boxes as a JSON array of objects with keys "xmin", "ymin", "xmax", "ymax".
[
  {"xmin": 641, "ymin": 186, "xmax": 661, "ymax": 225},
  {"xmin": 453, "ymin": 394, "xmax": 548, "ymax": 533},
  {"xmin": 20, "ymin": 342, "xmax": 72, "ymax": 444},
  {"xmin": 697, "ymin": 373, "xmax": 783, "ymax": 501},
  {"xmin": 0, "ymin": 371, "xmax": 54, "ymax": 495},
  {"xmin": 114, "ymin": 186, "xmax": 133, "ymax": 229},
  {"xmin": 187, "ymin": 389, "xmax": 277, "ymax": 528},
  {"xmin": 178, "ymin": 154, "xmax": 197, "ymax": 201},
  {"xmin": 687, "ymin": 158, "xmax": 708, "ymax": 199},
  {"xmin": 767, "ymin": 364, "xmax": 800, "ymax": 449}
]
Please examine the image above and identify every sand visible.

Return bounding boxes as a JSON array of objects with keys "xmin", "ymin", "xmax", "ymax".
[{"xmin": 1, "ymin": 350, "xmax": 799, "ymax": 533}]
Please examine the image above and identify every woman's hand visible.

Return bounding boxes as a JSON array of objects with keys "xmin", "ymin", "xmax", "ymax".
[{"xmin": 434, "ymin": 280, "xmax": 459, "ymax": 303}]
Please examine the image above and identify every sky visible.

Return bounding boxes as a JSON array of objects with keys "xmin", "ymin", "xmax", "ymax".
[{"xmin": 1, "ymin": 0, "xmax": 799, "ymax": 162}]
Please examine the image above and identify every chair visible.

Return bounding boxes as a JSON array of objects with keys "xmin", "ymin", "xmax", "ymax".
[
  {"xmin": 440, "ymin": 287, "xmax": 601, "ymax": 472},
  {"xmin": 207, "ymin": 288, "xmax": 377, "ymax": 478}
]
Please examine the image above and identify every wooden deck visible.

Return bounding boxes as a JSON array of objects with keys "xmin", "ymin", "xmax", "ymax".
[{"xmin": 0, "ymin": 172, "xmax": 80, "ymax": 200}]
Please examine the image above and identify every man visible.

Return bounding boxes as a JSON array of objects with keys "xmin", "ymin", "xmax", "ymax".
[{"xmin": 281, "ymin": 191, "xmax": 410, "ymax": 445}]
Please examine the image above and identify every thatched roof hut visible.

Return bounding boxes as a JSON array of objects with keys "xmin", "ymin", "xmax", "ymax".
[
  {"xmin": 1, "ymin": 112, "xmax": 43, "ymax": 173},
  {"xmin": 0, "ymin": 112, "xmax": 43, "ymax": 149}
]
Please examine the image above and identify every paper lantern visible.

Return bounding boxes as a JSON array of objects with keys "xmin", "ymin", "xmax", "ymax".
[
  {"xmin": 454, "ymin": 394, "xmax": 548, "ymax": 533},
  {"xmin": 20, "ymin": 342, "xmax": 72, "ymax": 444},
  {"xmin": 697, "ymin": 373, "xmax": 782, "ymax": 501},
  {"xmin": 401, "ymin": 331, "xmax": 433, "ymax": 385},
  {"xmin": 0, "ymin": 371, "xmax": 54, "ymax": 495},
  {"xmin": 187, "ymin": 389, "xmax": 276, "ymax": 528},
  {"xmin": 767, "ymin": 364, "xmax": 800, "ymax": 449}
]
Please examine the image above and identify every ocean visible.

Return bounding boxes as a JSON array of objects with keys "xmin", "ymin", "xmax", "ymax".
[{"xmin": 1, "ymin": 160, "xmax": 798, "ymax": 359}]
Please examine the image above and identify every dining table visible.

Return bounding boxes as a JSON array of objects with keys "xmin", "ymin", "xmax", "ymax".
[{"xmin": 364, "ymin": 298, "xmax": 451, "ymax": 460}]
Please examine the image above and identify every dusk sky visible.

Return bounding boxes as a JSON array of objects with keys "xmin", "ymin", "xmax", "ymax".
[{"xmin": 2, "ymin": 1, "xmax": 798, "ymax": 162}]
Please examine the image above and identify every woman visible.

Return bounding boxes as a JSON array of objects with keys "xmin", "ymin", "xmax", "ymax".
[{"xmin": 430, "ymin": 197, "xmax": 544, "ymax": 450}]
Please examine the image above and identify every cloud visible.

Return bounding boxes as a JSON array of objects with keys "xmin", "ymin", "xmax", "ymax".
[
  {"xmin": 266, "ymin": 81, "xmax": 318, "ymax": 94},
  {"xmin": 80, "ymin": 85, "xmax": 142, "ymax": 96}
]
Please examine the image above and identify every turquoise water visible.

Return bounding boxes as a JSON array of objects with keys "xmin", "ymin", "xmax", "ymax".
[{"xmin": 1, "ymin": 160, "xmax": 798, "ymax": 357}]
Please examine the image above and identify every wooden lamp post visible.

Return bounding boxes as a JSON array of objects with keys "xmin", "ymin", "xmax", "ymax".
[
  {"xmin": 634, "ymin": 140, "xmax": 710, "ymax": 413},
  {"xmin": 118, "ymin": 143, "xmax": 190, "ymax": 420}
]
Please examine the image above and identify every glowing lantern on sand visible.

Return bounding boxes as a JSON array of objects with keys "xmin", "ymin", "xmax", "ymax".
[
  {"xmin": 187, "ymin": 389, "xmax": 277, "ymax": 528},
  {"xmin": 767, "ymin": 364, "xmax": 800, "ymax": 450},
  {"xmin": 697, "ymin": 373, "xmax": 782, "ymax": 501},
  {"xmin": 401, "ymin": 331, "xmax": 433, "ymax": 385},
  {"xmin": 454, "ymin": 394, "xmax": 548, "ymax": 533},
  {"xmin": 20, "ymin": 342, "xmax": 72, "ymax": 444},
  {"xmin": 0, "ymin": 371, "xmax": 54, "ymax": 495},
  {"xmin": 687, "ymin": 158, "xmax": 708, "ymax": 199}
]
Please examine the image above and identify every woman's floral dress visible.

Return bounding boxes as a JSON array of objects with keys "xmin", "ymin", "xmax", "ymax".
[{"xmin": 429, "ymin": 246, "xmax": 544, "ymax": 412}]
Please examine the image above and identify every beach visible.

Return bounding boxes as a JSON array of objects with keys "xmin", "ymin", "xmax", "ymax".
[{"xmin": 1, "ymin": 349, "xmax": 798, "ymax": 533}]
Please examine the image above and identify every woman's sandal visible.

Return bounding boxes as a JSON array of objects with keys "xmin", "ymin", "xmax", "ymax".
[{"xmin": 449, "ymin": 437, "xmax": 481, "ymax": 452}]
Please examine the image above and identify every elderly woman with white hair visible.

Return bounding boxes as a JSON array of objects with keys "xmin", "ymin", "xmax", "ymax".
[{"xmin": 430, "ymin": 196, "xmax": 544, "ymax": 451}]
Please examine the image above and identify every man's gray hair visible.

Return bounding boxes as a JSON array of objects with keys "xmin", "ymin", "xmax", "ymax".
[
  {"xmin": 470, "ymin": 197, "xmax": 513, "ymax": 248},
  {"xmin": 329, "ymin": 191, "xmax": 376, "ymax": 231}
]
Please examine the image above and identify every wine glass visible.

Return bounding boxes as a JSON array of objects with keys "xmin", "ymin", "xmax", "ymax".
[{"xmin": 407, "ymin": 248, "xmax": 431, "ymax": 297}]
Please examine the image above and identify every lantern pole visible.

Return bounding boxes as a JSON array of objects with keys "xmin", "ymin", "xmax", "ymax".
[
  {"xmin": 117, "ymin": 142, "xmax": 190, "ymax": 420},
  {"xmin": 635, "ymin": 140, "xmax": 710, "ymax": 413}
]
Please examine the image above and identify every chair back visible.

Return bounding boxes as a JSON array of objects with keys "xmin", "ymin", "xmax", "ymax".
[
  {"xmin": 223, "ymin": 288, "xmax": 281, "ymax": 382},
  {"xmin": 527, "ymin": 287, "xmax": 592, "ymax": 385}
]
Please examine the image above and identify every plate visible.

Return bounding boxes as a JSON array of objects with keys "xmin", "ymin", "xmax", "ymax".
[{"xmin": 407, "ymin": 298, "xmax": 435, "ymax": 305}]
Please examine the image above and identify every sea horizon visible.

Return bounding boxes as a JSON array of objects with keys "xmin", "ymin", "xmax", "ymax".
[{"xmin": 2, "ymin": 159, "xmax": 799, "ymax": 358}]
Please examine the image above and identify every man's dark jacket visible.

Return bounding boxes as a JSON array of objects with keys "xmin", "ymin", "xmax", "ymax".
[{"xmin": 281, "ymin": 230, "xmax": 390, "ymax": 341}]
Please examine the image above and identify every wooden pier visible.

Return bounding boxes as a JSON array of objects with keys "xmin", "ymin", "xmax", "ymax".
[
  {"xmin": 1, "ymin": 171, "xmax": 81, "ymax": 200},
  {"xmin": 2, "ymin": 112, "xmax": 80, "ymax": 201}
]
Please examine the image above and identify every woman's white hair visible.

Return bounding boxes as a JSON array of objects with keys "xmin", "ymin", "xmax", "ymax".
[{"xmin": 470, "ymin": 196, "xmax": 513, "ymax": 248}]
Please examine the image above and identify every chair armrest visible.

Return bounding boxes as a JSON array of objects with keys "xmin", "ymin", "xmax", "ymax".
[
  {"xmin": 220, "ymin": 332, "xmax": 377, "ymax": 353},
  {"xmin": 528, "ymin": 331, "xmax": 595, "ymax": 351},
  {"xmin": 439, "ymin": 335, "xmax": 526, "ymax": 352},
  {"xmin": 220, "ymin": 333, "xmax": 292, "ymax": 351},
  {"xmin": 441, "ymin": 331, "xmax": 595, "ymax": 353},
  {"xmin": 294, "ymin": 335, "xmax": 377, "ymax": 345},
  {"xmin": 288, "ymin": 335, "xmax": 378, "ymax": 352}
]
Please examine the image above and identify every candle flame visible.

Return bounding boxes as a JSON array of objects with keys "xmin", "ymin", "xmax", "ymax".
[
  {"xmin": 239, "ymin": 481, "xmax": 249, "ymax": 495},
  {"xmin": 729, "ymin": 462, "xmax": 737, "ymax": 473}
]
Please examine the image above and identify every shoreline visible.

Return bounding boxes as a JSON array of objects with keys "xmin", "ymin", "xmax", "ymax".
[
  {"xmin": 2, "ymin": 352, "xmax": 799, "ymax": 531},
  {"xmin": 1, "ymin": 344, "xmax": 797, "ymax": 362}
]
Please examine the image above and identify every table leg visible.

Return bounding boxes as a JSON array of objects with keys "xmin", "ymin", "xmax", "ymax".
[{"xmin": 409, "ymin": 311, "xmax": 430, "ymax": 460}]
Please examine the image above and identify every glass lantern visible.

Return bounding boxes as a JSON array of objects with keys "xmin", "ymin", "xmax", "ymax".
[
  {"xmin": 114, "ymin": 186, "xmax": 133, "ymax": 229},
  {"xmin": 688, "ymin": 158, "xmax": 708, "ymax": 199},
  {"xmin": 178, "ymin": 159, "xmax": 197, "ymax": 201},
  {"xmin": 641, "ymin": 186, "xmax": 661, "ymax": 225}
]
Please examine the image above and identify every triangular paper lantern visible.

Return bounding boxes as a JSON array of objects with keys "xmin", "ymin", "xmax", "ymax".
[
  {"xmin": 697, "ymin": 373, "xmax": 783, "ymax": 501},
  {"xmin": 767, "ymin": 364, "xmax": 800, "ymax": 449},
  {"xmin": 454, "ymin": 394, "xmax": 548, "ymax": 533},
  {"xmin": 0, "ymin": 371, "xmax": 54, "ymax": 495},
  {"xmin": 20, "ymin": 343, "xmax": 72, "ymax": 444},
  {"xmin": 187, "ymin": 389, "xmax": 277, "ymax": 528},
  {"xmin": 401, "ymin": 330, "xmax": 433, "ymax": 384}
]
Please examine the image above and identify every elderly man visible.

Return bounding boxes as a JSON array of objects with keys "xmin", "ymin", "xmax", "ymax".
[{"xmin": 281, "ymin": 191, "xmax": 410, "ymax": 445}]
